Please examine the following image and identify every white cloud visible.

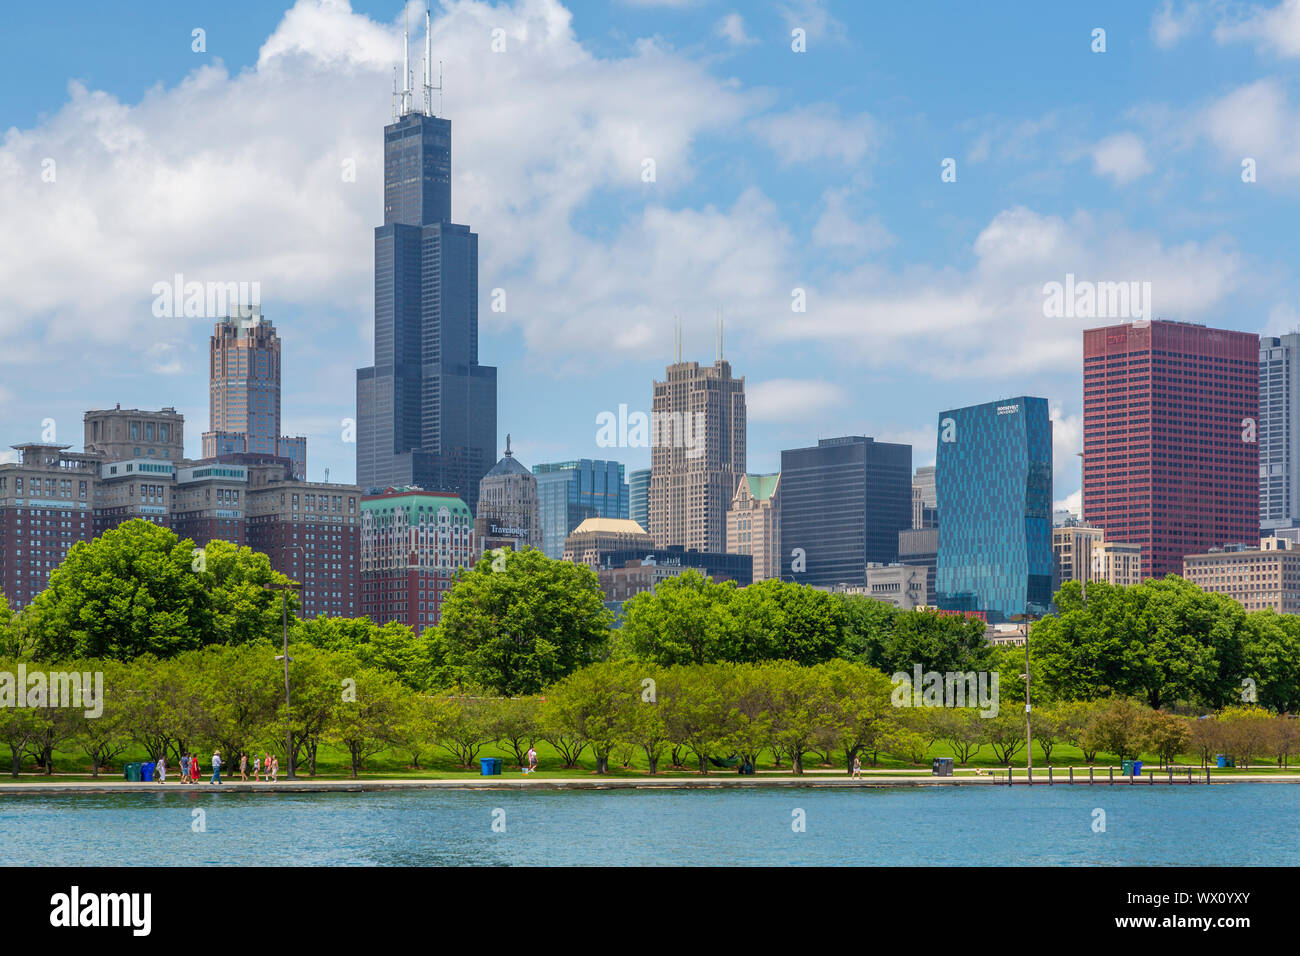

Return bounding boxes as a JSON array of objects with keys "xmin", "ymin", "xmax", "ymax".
[
  {"xmin": 1053, "ymin": 489, "xmax": 1082, "ymax": 517},
  {"xmin": 715, "ymin": 13, "xmax": 756, "ymax": 46},
  {"xmin": 1151, "ymin": 0, "xmax": 1204, "ymax": 48},
  {"xmin": 749, "ymin": 104, "xmax": 878, "ymax": 166},
  {"xmin": 0, "ymin": 0, "xmax": 760, "ymax": 359},
  {"xmin": 812, "ymin": 189, "xmax": 893, "ymax": 254},
  {"xmin": 1050, "ymin": 403, "xmax": 1083, "ymax": 492},
  {"xmin": 747, "ymin": 379, "xmax": 848, "ymax": 423},
  {"xmin": 777, "ymin": 0, "xmax": 846, "ymax": 44},
  {"xmin": 1199, "ymin": 78, "xmax": 1300, "ymax": 180},
  {"xmin": 1089, "ymin": 133, "xmax": 1154, "ymax": 184},
  {"xmin": 755, "ymin": 206, "xmax": 1241, "ymax": 377},
  {"xmin": 1215, "ymin": 0, "xmax": 1300, "ymax": 56}
]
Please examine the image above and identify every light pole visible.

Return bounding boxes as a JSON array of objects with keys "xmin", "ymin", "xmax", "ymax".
[
  {"xmin": 263, "ymin": 578, "xmax": 302, "ymax": 778},
  {"xmin": 1010, "ymin": 612, "xmax": 1038, "ymax": 781}
]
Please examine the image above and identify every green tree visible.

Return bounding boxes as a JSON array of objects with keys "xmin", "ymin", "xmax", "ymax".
[
  {"xmin": 727, "ymin": 580, "xmax": 846, "ymax": 664},
  {"xmin": 835, "ymin": 595, "xmax": 898, "ymax": 666},
  {"xmin": 822, "ymin": 659, "xmax": 896, "ymax": 774},
  {"xmin": 1144, "ymin": 710, "xmax": 1191, "ymax": 768},
  {"xmin": 1241, "ymin": 611, "xmax": 1300, "ymax": 713},
  {"xmin": 1083, "ymin": 698, "xmax": 1148, "ymax": 763},
  {"xmin": 1035, "ymin": 577, "xmax": 1248, "ymax": 708},
  {"xmin": 23, "ymin": 521, "xmax": 296, "ymax": 661},
  {"xmin": 486, "ymin": 695, "xmax": 542, "ymax": 770},
  {"xmin": 428, "ymin": 693, "xmax": 493, "ymax": 769},
  {"xmin": 767, "ymin": 662, "xmax": 839, "ymax": 775},
  {"xmin": 985, "ymin": 709, "xmax": 1025, "ymax": 766},
  {"xmin": 295, "ymin": 616, "xmax": 429, "ymax": 689},
  {"xmin": 619, "ymin": 570, "xmax": 736, "ymax": 666},
  {"xmin": 328, "ymin": 665, "xmax": 411, "ymax": 778},
  {"xmin": 192, "ymin": 643, "xmax": 282, "ymax": 766},
  {"xmin": 437, "ymin": 547, "xmax": 612, "ymax": 694},
  {"xmin": 877, "ymin": 609, "xmax": 992, "ymax": 676},
  {"xmin": 546, "ymin": 662, "xmax": 640, "ymax": 774},
  {"xmin": 658, "ymin": 665, "xmax": 731, "ymax": 774},
  {"xmin": 929, "ymin": 708, "xmax": 985, "ymax": 765}
]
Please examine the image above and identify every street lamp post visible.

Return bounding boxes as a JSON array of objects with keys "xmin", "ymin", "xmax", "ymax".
[
  {"xmin": 1010, "ymin": 612, "xmax": 1038, "ymax": 783},
  {"xmin": 263, "ymin": 578, "xmax": 303, "ymax": 779}
]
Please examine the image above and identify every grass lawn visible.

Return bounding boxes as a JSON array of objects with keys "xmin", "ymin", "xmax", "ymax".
[{"xmin": 2, "ymin": 738, "xmax": 1291, "ymax": 783}]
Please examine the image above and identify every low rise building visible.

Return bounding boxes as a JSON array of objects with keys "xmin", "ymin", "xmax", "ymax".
[
  {"xmin": 563, "ymin": 517, "xmax": 654, "ymax": 569},
  {"xmin": 1182, "ymin": 537, "xmax": 1300, "ymax": 613}
]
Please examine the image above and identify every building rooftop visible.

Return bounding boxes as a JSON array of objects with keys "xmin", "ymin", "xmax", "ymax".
[
  {"xmin": 745, "ymin": 473, "xmax": 780, "ymax": 501},
  {"xmin": 570, "ymin": 517, "xmax": 650, "ymax": 536}
]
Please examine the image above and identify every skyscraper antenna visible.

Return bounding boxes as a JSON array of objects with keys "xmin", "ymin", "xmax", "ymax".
[
  {"xmin": 401, "ymin": 6, "xmax": 411, "ymax": 116},
  {"xmin": 423, "ymin": 3, "xmax": 432, "ymax": 116}
]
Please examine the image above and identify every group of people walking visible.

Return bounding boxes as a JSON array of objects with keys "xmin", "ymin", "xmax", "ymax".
[{"xmin": 153, "ymin": 750, "xmax": 280, "ymax": 784}]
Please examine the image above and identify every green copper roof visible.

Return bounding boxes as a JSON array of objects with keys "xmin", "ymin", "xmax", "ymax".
[
  {"xmin": 361, "ymin": 492, "xmax": 472, "ymax": 520},
  {"xmin": 746, "ymin": 473, "xmax": 779, "ymax": 501}
]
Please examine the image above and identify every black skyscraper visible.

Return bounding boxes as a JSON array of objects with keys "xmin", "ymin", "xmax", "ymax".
[
  {"xmin": 357, "ymin": 54, "xmax": 497, "ymax": 514},
  {"xmin": 779, "ymin": 436, "xmax": 912, "ymax": 589}
]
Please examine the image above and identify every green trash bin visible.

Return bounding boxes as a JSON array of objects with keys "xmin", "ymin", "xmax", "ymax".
[{"xmin": 1121, "ymin": 759, "xmax": 1135, "ymax": 777}]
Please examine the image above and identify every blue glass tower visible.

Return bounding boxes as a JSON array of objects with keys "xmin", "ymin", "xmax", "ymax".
[
  {"xmin": 934, "ymin": 396, "xmax": 1053, "ymax": 623},
  {"xmin": 356, "ymin": 83, "xmax": 497, "ymax": 513},
  {"xmin": 533, "ymin": 459, "xmax": 629, "ymax": 559}
]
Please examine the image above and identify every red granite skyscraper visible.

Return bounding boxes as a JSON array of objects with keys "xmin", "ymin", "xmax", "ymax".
[{"xmin": 1082, "ymin": 320, "xmax": 1259, "ymax": 579}]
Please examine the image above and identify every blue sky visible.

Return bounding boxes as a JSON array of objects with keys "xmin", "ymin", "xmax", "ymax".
[{"xmin": 3, "ymin": 0, "xmax": 1299, "ymax": 511}]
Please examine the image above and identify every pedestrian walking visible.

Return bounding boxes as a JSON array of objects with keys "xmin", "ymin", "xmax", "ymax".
[
  {"xmin": 526, "ymin": 746, "xmax": 538, "ymax": 774},
  {"xmin": 210, "ymin": 750, "xmax": 223, "ymax": 785},
  {"xmin": 852, "ymin": 753, "xmax": 862, "ymax": 780},
  {"xmin": 157, "ymin": 755, "xmax": 167, "ymax": 784},
  {"xmin": 270, "ymin": 755, "xmax": 279, "ymax": 782},
  {"xmin": 239, "ymin": 753, "xmax": 248, "ymax": 781},
  {"xmin": 253, "ymin": 755, "xmax": 261, "ymax": 782},
  {"xmin": 190, "ymin": 754, "xmax": 201, "ymax": 783},
  {"xmin": 180, "ymin": 753, "xmax": 191, "ymax": 785}
]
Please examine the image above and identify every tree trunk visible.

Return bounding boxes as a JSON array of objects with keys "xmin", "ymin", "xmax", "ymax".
[
  {"xmin": 845, "ymin": 746, "xmax": 859, "ymax": 775},
  {"xmin": 792, "ymin": 751, "xmax": 803, "ymax": 775},
  {"xmin": 697, "ymin": 755, "xmax": 708, "ymax": 774},
  {"xmin": 646, "ymin": 754, "xmax": 658, "ymax": 775},
  {"xmin": 596, "ymin": 757, "xmax": 608, "ymax": 774}
]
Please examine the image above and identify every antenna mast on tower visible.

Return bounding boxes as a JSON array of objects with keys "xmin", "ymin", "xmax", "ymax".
[
  {"xmin": 422, "ymin": 4, "xmax": 443, "ymax": 116},
  {"xmin": 400, "ymin": 7, "xmax": 412, "ymax": 116}
]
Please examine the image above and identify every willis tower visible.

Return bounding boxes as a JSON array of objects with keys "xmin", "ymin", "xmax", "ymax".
[{"xmin": 356, "ymin": 7, "xmax": 497, "ymax": 514}]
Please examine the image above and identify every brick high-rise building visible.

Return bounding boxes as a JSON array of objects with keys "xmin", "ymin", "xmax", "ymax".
[
  {"xmin": 648, "ymin": 341, "xmax": 746, "ymax": 554},
  {"xmin": 202, "ymin": 308, "xmax": 307, "ymax": 480},
  {"xmin": 1082, "ymin": 320, "xmax": 1259, "ymax": 579},
  {"xmin": 360, "ymin": 489, "xmax": 476, "ymax": 633},
  {"xmin": 0, "ymin": 444, "xmax": 99, "ymax": 610}
]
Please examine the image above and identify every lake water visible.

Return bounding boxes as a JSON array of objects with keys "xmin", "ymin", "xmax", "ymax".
[{"xmin": 2, "ymin": 784, "xmax": 1293, "ymax": 866}]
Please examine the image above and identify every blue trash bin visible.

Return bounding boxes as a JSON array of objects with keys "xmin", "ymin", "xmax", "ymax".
[
  {"xmin": 141, "ymin": 762, "xmax": 155, "ymax": 782},
  {"xmin": 1216, "ymin": 754, "xmax": 1234, "ymax": 768},
  {"xmin": 480, "ymin": 757, "xmax": 500, "ymax": 776},
  {"xmin": 1132, "ymin": 760, "xmax": 1143, "ymax": 777}
]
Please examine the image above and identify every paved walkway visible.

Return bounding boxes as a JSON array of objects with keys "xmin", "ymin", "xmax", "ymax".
[{"xmin": 1, "ymin": 771, "xmax": 1298, "ymax": 794}]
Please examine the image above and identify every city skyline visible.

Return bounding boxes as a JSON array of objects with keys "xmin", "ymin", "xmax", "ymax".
[{"xmin": 7, "ymin": 1, "xmax": 1300, "ymax": 514}]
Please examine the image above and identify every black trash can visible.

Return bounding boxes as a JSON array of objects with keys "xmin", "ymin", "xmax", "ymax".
[{"xmin": 932, "ymin": 757, "xmax": 954, "ymax": 777}]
